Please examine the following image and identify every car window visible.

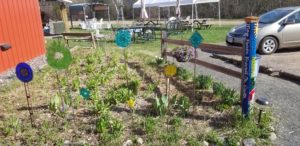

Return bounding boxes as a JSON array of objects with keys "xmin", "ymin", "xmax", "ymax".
[
  {"xmin": 259, "ymin": 9, "xmax": 293, "ymax": 24},
  {"xmin": 287, "ymin": 11, "xmax": 300, "ymax": 24}
]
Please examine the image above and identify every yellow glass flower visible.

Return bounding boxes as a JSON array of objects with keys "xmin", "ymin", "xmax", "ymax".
[
  {"xmin": 164, "ymin": 64, "xmax": 177, "ymax": 77},
  {"xmin": 127, "ymin": 98, "xmax": 135, "ymax": 109}
]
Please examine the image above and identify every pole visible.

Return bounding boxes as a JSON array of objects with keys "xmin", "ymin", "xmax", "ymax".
[
  {"xmin": 218, "ymin": 1, "xmax": 221, "ymax": 26},
  {"xmin": 24, "ymin": 83, "xmax": 33, "ymax": 127},
  {"xmin": 195, "ymin": 4, "xmax": 198, "ymax": 19},
  {"xmin": 159, "ymin": 7, "xmax": 161, "ymax": 20},
  {"xmin": 241, "ymin": 16, "xmax": 259, "ymax": 118},
  {"xmin": 192, "ymin": 4, "xmax": 194, "ymax": 31}
]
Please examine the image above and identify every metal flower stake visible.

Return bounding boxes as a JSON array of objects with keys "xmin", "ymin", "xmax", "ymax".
[
  {"xmin": 164, "ymin": 64, "xmax": 177, "ymax": 99},
  {"xmin": 15, "ymin": 62, "xmax": 34, "ymax": 127},
  {"xmin": 115, "ymin": 29, "xmax": 132, "ymax": 86},
  {"xmin": 189, "ymin": 31, "xmax": 203, "ymax": 105},
  {"xmin": 46, "ymin": 41, "xmax": 72, "ymax": 113}
]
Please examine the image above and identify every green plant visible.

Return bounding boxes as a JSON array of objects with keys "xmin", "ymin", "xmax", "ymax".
[
  {"xmin": 0, "ymin": 117, "xmax": 21, "ymax": 136},
  {"xmin": 105, "ymin": 87, "xmax": 134, "ymax": 106},
  {"xmin": 154, "ymin": 56, "xmax": 165, "ymax": 67},
  {"xmin": 169, "ymin": 116, "xmax": 182, "ymax": 127},
  {"xmin": 144, "ymin": 117, "xmax": 157, "ymax": 134},
  {"xmin": 194, "ymin": 75, "xmax": 214, "ymax": 90},
  {"xmin": 176, "ymin": 67, "xmax": 192, "ymax": 81},
  {"xmin": 71, "ymin": 77, "xmax": 80, "ymax": 91},
  {"xmin": 96, "ymin": 113, "xmax": 123, "ymax": 141},
  {"xmin": 154, "ymin": 96, "xmax": 169, "ymax": 116},
  {"xmin": 49, "ymin": 94, "xmax": 61, "ymax": 113},
  {"xmin": 205, "ymin": 131, "xmax": 223, "ymax": 146},
  {"xmin": 216, "ymin": 88, "xmax": 239, "ymax": 111},
  {"xmin": 213, "ymin": 82, "xmax": 226, "ymax": 97},
  {"xmin": 127, "ymin": 79, "xmax": 141, "ymax": 95}
]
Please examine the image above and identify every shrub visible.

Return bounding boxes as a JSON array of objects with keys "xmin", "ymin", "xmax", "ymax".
[
  {"xmin": 176, "ymin": 67, "xmax": 192, "ymax": 81},
  {"xmin": 216, "ymin": 88, "xmax": 239, "ymax": 111},
  {"xmin": 105, "ymin": 87, "xmax": 134, "ymax": 106},
  {"xmin": 194, "ymin": 75, "xmax": 214, "ymax": 90}
]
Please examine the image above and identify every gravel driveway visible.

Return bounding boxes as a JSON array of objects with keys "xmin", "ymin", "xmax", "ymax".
[{"xmin": 169, "ymin": 51, "xmax": 300, "ymax": 146}]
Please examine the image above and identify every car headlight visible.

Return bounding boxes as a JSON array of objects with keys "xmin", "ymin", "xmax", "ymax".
[{"xmin": 230, "ymin": 27, "xmax": 236, "ymax": 33}]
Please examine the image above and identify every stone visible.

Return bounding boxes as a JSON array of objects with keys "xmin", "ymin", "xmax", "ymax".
[
  {"xmin": 203, "ymin": 141, "xmax": 209, "ymax": 146},
  {"xmin": 269, "ymin": 132, "xmax": 277, "ymax": 141},
  {"xmin": 137, "ymin": 137, "xmax": 144, "ymax": 145},
  {"xmin": 269, "ymin": 126, "xmax": 275, "ymax": 132},
  {"xmin": 64, "ymin": 140, "xmax": 71, "ymax": 146},
  {"xmin": 243, "ymin": 138, "xmax": 256, "ymax": 146},
  {"xmin": 123, "ymin": 140, "xmax": 133, "ymax": 146}
]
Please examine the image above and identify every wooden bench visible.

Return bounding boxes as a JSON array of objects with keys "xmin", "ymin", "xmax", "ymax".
[{"xmin": 62, "ymin": 32, "xmax": 96, "ymax": 48}]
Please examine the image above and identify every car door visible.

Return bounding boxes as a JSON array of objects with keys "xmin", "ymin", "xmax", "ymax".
[{"xmin": 282, "ymin": 11, "xmax": 300, "ymax": 47}]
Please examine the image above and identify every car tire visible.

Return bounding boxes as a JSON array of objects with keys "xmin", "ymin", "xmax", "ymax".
[{"xmin": 259, "ymin": 36, "xmax": 278, "ymax": 55}]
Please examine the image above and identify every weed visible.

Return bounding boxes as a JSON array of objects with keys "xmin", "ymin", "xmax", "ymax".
[
  {"xmin": 176, "ymin": 67, "xmax": 193, "ymax": 81},
  {"xmin": 96, "ymin": 113, "xmax": 123, "ymax": 141},
  {"xmin": 144, "ymin": 117, "xmax": 157, "ymax": 134},
  {"xmin": 213, "ymin": 82, "xmax": 226, "ymax": 97},
  {"xmin": 154, "ymin": 96, "xmax": 169, "ymax": 116},
  {"xmin": 127, "ymin": 79, "xmax": 141, "ymax": 95},
  {"xmin": 169, "ymin": 116, "xmax": 182, "ymax": 128},
  {"xmin": 174, "ymin": 96, "xmax": 191, "ymax": 117},
  {"xmin": 49, "ymin": 94, "xmax": 61, "ymax": 113},
  {"xmin": 71, "ymin": 77, "xmax": 80, "ymax": 91},
  {"xmin": 216, "ymin": 88, "xmax": 239, "ymax": 111},
  {"xmin": 0, "ymin": 117, "xmax": 21, "ymax": 136},
  {"xmin": 194, "ymin": 75, "xmax": 214, "ymax": 90},
  {"xmin": 105, "ymin": 87, "xmax": 134, "ymax": 106}
]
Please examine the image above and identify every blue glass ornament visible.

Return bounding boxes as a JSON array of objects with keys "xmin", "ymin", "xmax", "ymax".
[
  {"xmin": 80, "ymin": 88, "xmax": 91, "ymax": 100},
  {"xmin": 15, "ymin": 63, "xmax": 33, "ymax": 83},
  {"xmin": 189, "ymin": 31, "xmax": 203, "ymax": 48},
  {"xmin": 115, "ymin": 29, "xmax": 132, "ymax": 48}
]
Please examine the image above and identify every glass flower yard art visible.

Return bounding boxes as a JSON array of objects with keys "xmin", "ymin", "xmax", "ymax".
[
  {"xmin": 115, "ymin": 29, "xmax": 132, "ymax": 48},
  {"xmin": 127, "ymin": 98, "xmax": 135, "ymax": 109},
  {"xmin": 80, "ymin": 88, "xmax": 91, "ymax": 100},
  {"xmin": 46, "ymin": 41, "xmax": 72, "ymax": 70},
  {"xmin": 16, "ymin": 62, "xmax": 33, "ymax": 83},
  {"xmin": 189, "ymin": 31, "xmax": 203, "ymax": 48},
  {"xmin": 164, "ymin": 64, "xmax": 177, "ymax": 77}
]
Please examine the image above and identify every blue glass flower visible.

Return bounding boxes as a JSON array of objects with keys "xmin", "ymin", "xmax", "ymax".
[
  {"xmin": 189, "ymin": 31, "xmax": 203, "ymax": 48},
  {"xmin": 80, "ymin": 88, "xmax": 91, "ymax": 100},
  {"xmin": 15, "ymin": 62, "xmax": 33, "ymax": 83},
  {"xmin": 115, "ymin": 29, "xmax": 132, "ymax": 48}
]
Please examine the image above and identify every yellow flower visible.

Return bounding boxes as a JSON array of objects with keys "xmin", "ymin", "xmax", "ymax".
[
  {"xmin": 164, "ymin": 64, "xmax": 177, "ymax": 77},
  {"xmin": 127, "ymin": 98, "xmax": 135, "ymax": 109}
]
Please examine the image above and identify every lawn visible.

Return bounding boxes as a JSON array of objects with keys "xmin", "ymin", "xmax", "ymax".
[{"xmin": 0, "ymin": 26, "xmax": 273, "ymax": 145}]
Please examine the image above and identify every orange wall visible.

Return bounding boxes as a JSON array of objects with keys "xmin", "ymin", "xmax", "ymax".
[{"xmin": 0, "ymin": 0, "xmax": 45, "ymax": 73}]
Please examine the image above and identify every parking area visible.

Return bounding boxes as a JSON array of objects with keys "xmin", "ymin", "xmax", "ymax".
[{"xmin": 215, "ymin": 47, "xmax": 300, "ymax": 81}]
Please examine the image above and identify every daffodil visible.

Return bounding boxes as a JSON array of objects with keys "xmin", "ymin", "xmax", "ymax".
[{"xmin": 127, "ymin": 98, "xmax": 135, "ymax": 109}]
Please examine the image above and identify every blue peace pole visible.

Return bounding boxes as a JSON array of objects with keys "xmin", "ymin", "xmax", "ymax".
[{"xmin": 242, "ymin": 16, "xmax": 259, "ymax": 117}]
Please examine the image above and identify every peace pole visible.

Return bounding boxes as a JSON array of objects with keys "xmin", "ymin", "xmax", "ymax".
[{"xmin": 242, "ymin": 16, "xmax": 259, "ymax": 118}]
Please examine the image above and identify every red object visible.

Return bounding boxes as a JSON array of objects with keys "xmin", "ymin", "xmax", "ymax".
[{"xmin": 0, "ymin": 0, "xmax": 45, "ymax": 73}]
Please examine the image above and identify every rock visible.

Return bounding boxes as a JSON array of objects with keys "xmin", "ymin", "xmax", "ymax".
[
  {"xmin": 137, "ymin": 137, "xmax": 144, "ymax": 145},
  {"xmin": 123, "ymin": 140, "xmax": 133, "ymax": 146},
  {"xmin": 243, "ymin": 138, "xmax": 256, "ymax": 146},
  {"xmin": 269, "ymin": 132, "xmax": 277, "ymax": 141},
  {"xmin": 203, "ymin": 141, "xmax": 209, "ymax": 146},
  {"xmin": 269, "ymin": 126, "xmax": 275, "ymax": 132},
  {"xmin": 64, "ymin": 140, "xmax": 71, "ymax": 146}
]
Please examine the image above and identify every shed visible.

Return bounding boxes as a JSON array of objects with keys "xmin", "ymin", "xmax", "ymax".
[{"xmin": 0, "ymin": 0, "xmax": 45, "ymax": 73}]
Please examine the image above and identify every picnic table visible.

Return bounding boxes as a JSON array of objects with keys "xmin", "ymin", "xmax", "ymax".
[
  {"xmin": 115, "ymin": 26, "xmax": 156, "ymax": 42},
  {"xmin": 192, "ymin": 19, "xmax": 213, "ymax": 30}
]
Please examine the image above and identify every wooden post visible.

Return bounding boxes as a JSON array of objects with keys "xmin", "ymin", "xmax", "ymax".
[
  {"xmin": 161, "ymin": 31, "xmax": 167, "ymax": 60},
  {"xmin": 60, "ymin": 3, "xmax": 70, "ymax": 32}
]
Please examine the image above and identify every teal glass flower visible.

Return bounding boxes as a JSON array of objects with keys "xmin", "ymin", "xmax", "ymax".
[
  {"xmin": 189, "ymin": 31, "xmax": 203, "ymax": 48},
  {"xmin": 80, "ymin": 88, "xmax": 91, "ymax": 100},
  {"xmin": 115, "ymin": 29, "xmax": 132, "ymax": 48}
]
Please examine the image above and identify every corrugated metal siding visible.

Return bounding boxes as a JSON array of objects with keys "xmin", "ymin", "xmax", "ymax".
[{"xmin": 0, "ymin": 0, "xmax": 45, "ymax": 73}]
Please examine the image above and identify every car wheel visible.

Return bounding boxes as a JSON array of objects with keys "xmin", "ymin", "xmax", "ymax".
[{"xmin": 259, "ymin": 36, "xmax": 278, "ymax": 55}]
